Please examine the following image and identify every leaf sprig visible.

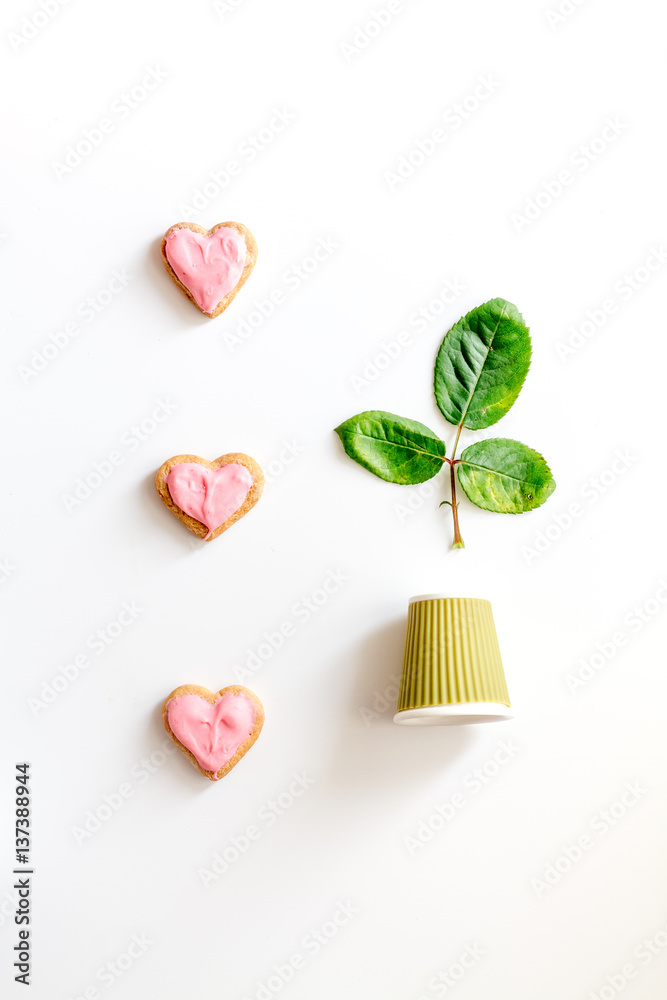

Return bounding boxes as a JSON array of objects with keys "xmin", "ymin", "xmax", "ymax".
[{"xmin": 335, "ymin": 298, "xmax": 555, "ymax": 549}]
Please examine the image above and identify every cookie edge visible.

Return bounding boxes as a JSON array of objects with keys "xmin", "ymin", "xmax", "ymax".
[
  {"xmin": 155, "ymin": 452, "xmax": 264, "ymax": 540},
  {"xmin": 162, "ymin": 684, "xmax": 265, "ymax": 782},
  {"xmin": 160, "ymin": 221, "xmax": 258, "ymax": 318}
]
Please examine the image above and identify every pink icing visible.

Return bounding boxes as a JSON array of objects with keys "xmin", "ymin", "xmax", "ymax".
[
  {"xmin": 167, "ymin": 462, "xmax": 253, "ymax": 539},
  {"xmin": 164, "ymin": 226, "xmax": 246, "ymax": 314},
  {"xmin": 167, "ymin": 692, "xmax": 257, "ymax": 773}
]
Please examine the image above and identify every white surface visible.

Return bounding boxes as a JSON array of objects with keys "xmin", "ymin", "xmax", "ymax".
[{"xmin": 2, "ymin": 1, "xmax": 667, "ymax": 998}]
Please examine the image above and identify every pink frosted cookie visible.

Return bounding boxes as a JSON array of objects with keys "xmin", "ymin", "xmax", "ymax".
[
  {"xmin": 162, "ymin": 685, "xmax": 264, "ymax": 781},
  {"xmin": 155, "ymin": 452, "xmax": 264, "ymax": 540},
  {"xmin": 160, "ymin": 221, "xmax": 258, "ymax": 318}
]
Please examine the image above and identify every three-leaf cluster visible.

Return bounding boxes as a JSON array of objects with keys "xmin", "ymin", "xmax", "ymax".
[{"xmin": 335, "ymin": 298, "xmax": 556, "ymax": 548}]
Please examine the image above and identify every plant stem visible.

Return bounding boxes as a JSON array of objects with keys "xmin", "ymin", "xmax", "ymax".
[
  {"xmin": 447, "ymin": 422, "xmax": 465, "ymax": 548},
  {"xmin": 449, "ymin": 459, "xmax": 464, "ymax": 548},
  {"xmin": 451, "ymin": 421, "xmax": 463, "ymax": 460}
]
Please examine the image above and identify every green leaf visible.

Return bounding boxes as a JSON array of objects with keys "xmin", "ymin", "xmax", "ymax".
[
  {"xmin": 457, "ymin": 438, "xmax": 555, "ymax": 513},
  {"xmin": 434, "ymin": 298, "xmax": 532, "ymax": 430},
  {"xmin": 335, "ymin": 411, "xmax": 446, "ymax": 485}
]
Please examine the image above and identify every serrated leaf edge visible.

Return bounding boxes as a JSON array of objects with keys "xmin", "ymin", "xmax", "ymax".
[
  {"xmin": 456, "ymin": 438, "xmax": 556, "ymax": 514},
  {"xmin": 434, "ymin": 297, "xmax": 533, "ymax": 430}
]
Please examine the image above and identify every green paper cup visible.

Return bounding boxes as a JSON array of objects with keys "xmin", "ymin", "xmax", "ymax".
[{"xmin": 393, "ymin": 594, "xmax": 513, "ymax": 726}]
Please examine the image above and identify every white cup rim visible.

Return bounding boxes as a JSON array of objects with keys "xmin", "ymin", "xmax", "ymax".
[
  {"xmin": 408, "ymin": 593, "xmax": 491, "ymax": 605},
  {"xmin": 394, "ymin": 703, "xmax": 513, "ymax": 726}
]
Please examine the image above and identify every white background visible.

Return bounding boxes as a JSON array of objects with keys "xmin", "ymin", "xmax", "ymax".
[{"xmin": 2, "ymin": 1, "xmax": 667, "ymax": 998}]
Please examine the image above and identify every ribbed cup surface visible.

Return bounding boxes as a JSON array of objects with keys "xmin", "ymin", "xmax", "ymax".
[{"xmin": 397, "ymin": 597, "xmax": 510, "ymax": 711}]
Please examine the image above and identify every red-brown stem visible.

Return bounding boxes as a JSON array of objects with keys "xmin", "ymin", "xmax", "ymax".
[
  {"xmin": 449, "ymin": 459, "xmax": 464, "ymax": 549},
  {"xmin": 447, "ymin": 421, "xmax": 465, "ymax": 549}
]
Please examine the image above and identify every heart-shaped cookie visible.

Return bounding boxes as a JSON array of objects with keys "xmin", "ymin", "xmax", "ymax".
[
  {"xmin": 162, "ymin": 684, "xmax": 264, "ymax": 781},
  {"xmin": 160, "ymin": 221, "xmax": 258, "ymax": 318},
  {"xmin": 155, "ymin": 453, "xmax": 264, "ymax": 540}
]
